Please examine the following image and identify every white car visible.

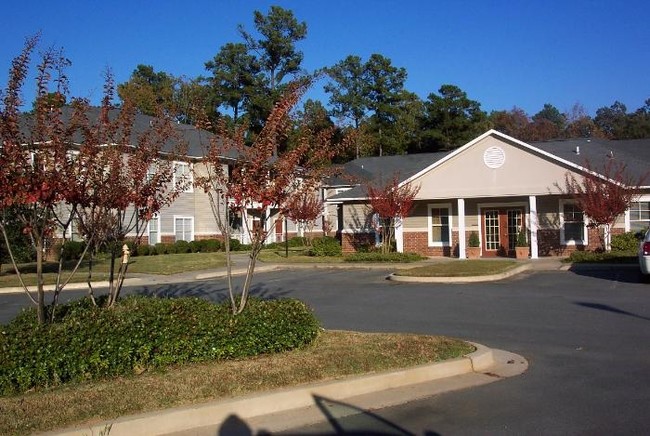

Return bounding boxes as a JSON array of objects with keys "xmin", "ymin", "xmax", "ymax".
[{"xmin": 640, "ymin": 228, "xmax": 650, "ymax": 279}]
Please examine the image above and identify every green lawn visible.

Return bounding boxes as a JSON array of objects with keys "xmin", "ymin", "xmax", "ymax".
[
  {"xmin": 396, "ymin": 259, "xmax": 520, "ymax": 277},
  {"xmin": 0, "ymin": 330, "xmax": 473, "ymax": 435},
  {"xmin": 0, "ymin": 252, "xmax": 227, "ymax": 287}
]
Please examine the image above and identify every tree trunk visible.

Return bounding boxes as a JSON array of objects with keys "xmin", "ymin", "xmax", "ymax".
[
  {"xmin": 604, "ymin": 223, "xmax": 612, "ymax": 252},
  {"xmin": 35, "ymin": 238, "xmax": 45, "ymax": 324}
]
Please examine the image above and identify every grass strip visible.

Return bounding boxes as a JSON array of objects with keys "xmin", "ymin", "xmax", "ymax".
[
  {"xmin": 396, "ymin": 259, "xmax": 520, "ymax": 277},
  {"xmin": 0, "ymin": 330, "xmax": 473, "ymax": 435},
  {"xmin": 0, "ymin": 252, "xmax": 227, "ymax": 287}
]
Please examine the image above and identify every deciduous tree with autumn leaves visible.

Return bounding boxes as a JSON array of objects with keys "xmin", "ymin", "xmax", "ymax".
[
  {"xmin": 0, "ymin": 36, "xmax": 187, "ymax": 323},
  {"xmin": 366, "ymin": 176, "xmax": 420, "ymax": 254},
  {"xmin": 561, "ymin": 158, "xmax": 647, "ymax": 251},
  {"xmin": 195, "ymin": 77, "xmax": 348, "ymax": 315}
]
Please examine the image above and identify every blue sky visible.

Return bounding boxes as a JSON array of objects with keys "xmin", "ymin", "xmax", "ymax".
[{"xmin": 1, "ymin": 0, "xmax": 648, "ymax": 116}]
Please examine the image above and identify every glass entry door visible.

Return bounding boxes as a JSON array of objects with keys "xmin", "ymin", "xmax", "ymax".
[{"xmin": 482, "ymin": 208, "xmax": 524, "ymax": 257}]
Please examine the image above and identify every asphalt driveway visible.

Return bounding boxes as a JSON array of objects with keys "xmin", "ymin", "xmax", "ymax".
[{"xmin": 1, "ymin": 265, "xmax": 649, "ymax": 434}]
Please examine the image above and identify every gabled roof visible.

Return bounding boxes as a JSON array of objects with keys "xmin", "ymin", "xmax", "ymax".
[
  {"xmin": 531, "ymin": 137, "xmax": 650, "ymax": 185},
  {"xmin": 328, "ymin": 130, "xmax": 650, "ymax": 201},
  {"xmin": 327, "ymin": 150, "xmax": 452, "ymax": 200},
  {"xmin": 19, "ymin": 106, "xmax": 237, "ymax": 160}
]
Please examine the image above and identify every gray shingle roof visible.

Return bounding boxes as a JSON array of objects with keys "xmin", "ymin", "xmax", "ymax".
[
  {"xmin": 328, "ymin": 151, "xmax": 452, "ymax": 200},
  {"xmin": 329, "ymin": 134, "xmax": 650, "ymax": 201},
  {"xmin": 530, "ymin": 137, "xmax": 650, "ymax": 183},
  {"xmin": 19, "ymin": 107, "xmax": 236, "ymax": 160}
]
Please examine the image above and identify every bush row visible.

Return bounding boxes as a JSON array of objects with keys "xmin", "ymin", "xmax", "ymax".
[
  {"xmin": 56, "ymin": 238, "xmax": 258, "ymax": 261},
  {"xmin": 0, "ymin": 296, "xmax": 320, "ymax": 395},
  {"xmin": 568, "ymin": 250, "xmax": 637, "ymax": 263},
  {"xmin": 264, "ymin": 236, "xmax": 309, "ymax": 250},
  {"xmin": 309, "ymin": 236, "xmax": 342, "ymax": 257},
  {"xmin": 568, "ymin": 231, "xmax": 643, "ymax": 263},
  {"xmin": 610, "ymin": 231, "xmax": 644, "ymax": 252}
]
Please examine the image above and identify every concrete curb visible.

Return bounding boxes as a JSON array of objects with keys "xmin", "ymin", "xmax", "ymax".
[
  {"xmin": 387, "ymin": 264, "xmax": 532, "ymax": 283},
  {"xmin": 51, "ymin": 343, "xmax": 497, "ymax": 436},
  {"xmin": 193, "ymin": 265, "xmax": 278, "ymax": 280},
  {"xmin": 0, "ymin": 278, "xmax": 144, "ymax": 295}
]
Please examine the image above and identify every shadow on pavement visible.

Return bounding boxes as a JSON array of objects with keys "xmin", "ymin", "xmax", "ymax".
[
  {"xmin": 575, "ymin": 301, "xmax": 650, "ymax": 321},
  {"xmin": 213, "ymin": 395, "xmax": 440, "ymax": 436},
  {"xmin": 132, "ymin": 282, "xmax": 293, "ymax": 303},
  {"xmin": 568, "ymin": 265, "xmax": 644, "ymax": 284}
]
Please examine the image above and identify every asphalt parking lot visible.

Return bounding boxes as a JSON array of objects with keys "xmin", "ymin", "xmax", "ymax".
[{"xmin": 1, "ymin": 265, "xmax": 649, "ymax": 434}]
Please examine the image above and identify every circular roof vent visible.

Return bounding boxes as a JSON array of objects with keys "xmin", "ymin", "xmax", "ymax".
[{"xmin": 483, "ymin": 146, "xmax": 505, "ymax": 169}]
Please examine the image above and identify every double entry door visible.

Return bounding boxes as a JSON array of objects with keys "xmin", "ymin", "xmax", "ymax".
[{"xmin": 481, "ymin": 208, "xmax": 524, "ymax": 257}]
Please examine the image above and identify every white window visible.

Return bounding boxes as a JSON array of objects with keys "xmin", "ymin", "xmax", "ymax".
[
  {"xmin": 428, "ymin": 203, "xmax": 452, "ymax": 246},
  {"xmin": 560, "ymin": 200, "xmax": 588, "ymax": 245},
  {"xmin": 629, "ymin": 200, "xmax": 650, "ymax": 232},
  {"xmin": 148, "ymin": 213, "xmax": 160, "ymax": 245},
  {"xmin": 173, "ymin": 162, "xmax": 193, "ymax": 193},
  {"xmin": 146, "ymin": 163, "xmax": 157, "ymax": 182},
  {"xmin": 174, "ymin": 216, "xmax": 194, "ymax": 242}
]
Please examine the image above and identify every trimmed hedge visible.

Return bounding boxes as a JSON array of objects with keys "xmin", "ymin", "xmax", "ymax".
[
  {"xmin": 568, "ymin": 250, "xmax": 637, "ymax": 263},
  {"xmin": 309, "ymin": 236, "xmax": 342, "ymax": 257},
  {"xmin": 0, "ymin": 296, "xmax": 319, "ymax": 395},
  {"xmin": 288, "ymin": 236, "xmax": 308, "ymax": 247},
  {"xmin": 56, "ymin": 240, "xmax": 86, "ymax": 261},
  {"xmin": 344, "ymin": 252, "xmax": 425, "ymax": 263},
  {"xmin": 611, "ymin": 231, "xmax": 642, "ymax": 252}
]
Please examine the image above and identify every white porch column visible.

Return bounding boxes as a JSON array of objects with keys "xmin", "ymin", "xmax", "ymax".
[
  {"xmin": 395, "ymin": 218, "xmax": 404, "ymax": 253},
  {"xmin": 529, "ymin": 195, "xmax": 539, "ymax": 259},
  {"xmin": 458, "ymin": 198, "xmax": 466, "ymax": 259}
]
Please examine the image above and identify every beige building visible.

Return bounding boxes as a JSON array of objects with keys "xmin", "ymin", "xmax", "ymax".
[{"xmin": 326, "ymin": 130, "xmax": 650, "ymax": 258}]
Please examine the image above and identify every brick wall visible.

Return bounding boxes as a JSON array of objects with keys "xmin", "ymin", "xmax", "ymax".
[
  {"xmin": 403, "ymin": 231, "xmax": 457, "ymax": 257},
  {"xmin": 341, "ymin": 232, "xmax": 375, "ymax": 253},
  {"xmin": 537, "ymin": 227, "xmax": 613, "ymax": 256}
]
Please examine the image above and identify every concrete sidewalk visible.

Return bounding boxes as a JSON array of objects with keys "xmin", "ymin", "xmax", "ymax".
[{"xmin": 50, "ymin": 343, "xmax": 528, "ymax": 436}]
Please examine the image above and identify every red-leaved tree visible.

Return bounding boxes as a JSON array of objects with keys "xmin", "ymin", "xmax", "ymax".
[
  {"xmin": 0, "ymin": 36, "xmax": 89, "ymax": 323},
  {"xmin": 0, "ymin": 36, "xmax": 187, "ymax": 322},
  {"xmin": 561, "ymin": 158, "xmax": 648, "ymax": 251},
  {"xmin": 366, "ymin": 175, "xmax": 420, "ymax": 254},
  {"xmin": 71, "ymin": 80, "xmax": 188, "ymax": 309},
  {"xmin": 195, "ymin": 78, "xmax": 347, "ymax": 314},
  {"xmin": 284, "ymin": 190, "xmax": 324, "ymax": 246}
]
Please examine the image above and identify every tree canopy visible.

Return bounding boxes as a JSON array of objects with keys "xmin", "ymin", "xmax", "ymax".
[{"xmin": 108, "ymin": 6, "xmax": 649, "ymax": 161}]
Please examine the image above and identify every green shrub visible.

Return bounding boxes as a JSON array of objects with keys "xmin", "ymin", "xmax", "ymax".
[
  {"xmin": 228, "ymin": 238, "xmax": 241, "ymax": 251},
  {"xmin": 202, "ymin": 239, "xmax": 221, "ymax": 252},
  {"xmin": 288, "ymin": 236, "xmax": 308, "ymax": 247},
  {"xmin": 611, "ymin": 231, "xmax": 641, "ymax": 252},
  {"xmin": 57, "ymin": 240, "xmax": 86, "ymax": 261},
  {"xmin": 125, "ymin": 241, "xmax": 138, "ymax": 257},
  {"xmin": 189, "ymin": 240, "xmax": 202, "ymax": 253},
  {"xmin": 165, "ymin": 243, "xmax": 178, "ymax": 254},
  {"xmin": 0, "ymin": 296, "xmax": 319, "ymax": 395},
  {"xmin": 0, "ymin": 208, "xmax": 34, "ymax": 264},
  {"xmin": 154, "ymin": 243, "xmax": 167, "ymax": 255},
  {"xmin": 137, "ymin": 245, "xmax": 151, "ymax": 256},
  {"xmin": 468, "ymin": 232, "xmax": 480, "ymax": 248},
  {"xmin": 568, "ymin": 250, "xmax": 636, "ymax": 263},
  {"xmin": 516, "ymin": 230, "xmax": 527, "ymax": 247},
  {"xmin": 310, "ymin": 236, "xmax": 342, "ymax": 257},
  {"xmin": 174, "ymin": 240, "xmax": 191, "ymax": 254},
  {"xmin": 344, "ymin": 252, "xmax": 425, "ymax": 263}
]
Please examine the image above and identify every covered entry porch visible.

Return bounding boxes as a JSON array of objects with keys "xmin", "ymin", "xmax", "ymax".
[{"xmin": 400, "ymin": 196, "xmax": 541, "ymax": 259}]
